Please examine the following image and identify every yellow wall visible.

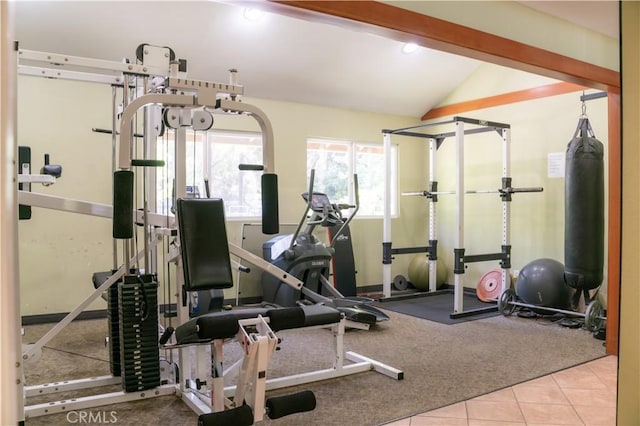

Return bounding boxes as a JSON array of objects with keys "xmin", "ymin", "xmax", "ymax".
[
  {"xmin": 18, "ymin": 69, "xmax": 610, "ymax": 313},
  {"xmin": 438, "ymin": 63, "xmax": 559, "ymax": 104},
  {"xmin": 426, "ymin": 67, "xmax": 609, "ymax": 303},
  {"xmin": 18, "ymin": 77, "xmax": 112, "ymax": 315},
  {"xmin": 618, "ymin": 3, "xmax": 640, "ymax": 423}
]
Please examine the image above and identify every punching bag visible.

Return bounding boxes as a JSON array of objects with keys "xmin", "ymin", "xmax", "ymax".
[{"xmin": 564, "ymin": 117, "xmax": 604, "ymax": 297}]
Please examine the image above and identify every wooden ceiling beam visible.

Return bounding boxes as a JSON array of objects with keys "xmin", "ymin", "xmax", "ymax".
[
  {"xmin": 421, "ymin": 82, "xmax": 588, "ymax": 121},
  {"xmin": 264, "ymin": 1, "xmax": 619, "ymax": 91}
]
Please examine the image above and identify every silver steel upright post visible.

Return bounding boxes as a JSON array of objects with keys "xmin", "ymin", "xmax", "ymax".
[
  {"xmin": 111, "ymin": 85, "xmax": 119, "ymax": 269},
  {"xmin": 122, "ymin": 75, "xmax": 131, "ymax": 272},
  {"xmin": 428, "ymin": 137, "xmax": 438, "ymax": 292},
  {"xmin": 141, "ymin": 77, "xmax": 151, "ymax": 274},
  {"xmin": 382, "ymin": 132, "xmax": 392, "ymax": 298},
  {"xmin": 1, "ymin": 2, "xmax": 24, "ymax": 423},
  {"xmin": 501, "ymin": 128, "xmax": 512, "ymax": 292},
  {"xmin": 174, "ymin": 122, "xmax": 190, "ymax": 395},
  {"xmin": 453, "ymin": 120, "xmax": 465, "ymax": 313}
]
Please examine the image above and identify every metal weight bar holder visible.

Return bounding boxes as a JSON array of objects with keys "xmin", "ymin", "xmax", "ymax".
[
  {"xmin": 382, "ymin": 117, "xmax": 543, "ymax": 318},
  {"xmin": 497, "ymin": 289, "xmax": 606, "ymax": 332}
]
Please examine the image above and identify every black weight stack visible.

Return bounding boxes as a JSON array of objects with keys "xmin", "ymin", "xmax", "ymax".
[
  {"xmin": 118, "ymin": 274, "xmax": 160, "ymax": 392},
  {"xmin": 107, "ymin": 282, "xmax": 121, "ymax": 376}
]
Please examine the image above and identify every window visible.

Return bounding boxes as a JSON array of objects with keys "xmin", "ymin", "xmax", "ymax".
[
  {"xmin": 307, "ymin": 138, "xmax": 398, "ymax": 217},
  {"xmin": 156, "ymin": 130, "xmax": 263, "ymax": 219}
]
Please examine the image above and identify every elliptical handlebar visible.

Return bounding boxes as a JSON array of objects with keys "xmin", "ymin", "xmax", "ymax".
[
  {"xmin": 287, "ymin": 170, "xmax": 359, "ymax": 253},
  {"xmin": 329, "ymin": 174, "xmax": 359, "ymax": 249},
  {"xmin": 288, "ymin": 169, "xmax": 315, "ymax": 253}
]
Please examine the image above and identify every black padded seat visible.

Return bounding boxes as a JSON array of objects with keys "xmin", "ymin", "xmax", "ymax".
[
  {"xmin": 175, "ymin": 308, "xmax": 270, "ymax": 345},
  {"xmin": 173, "ymin": 305, "xmax": 342, "ymax": 345},
  {"xmin": 176, "ymin": 198, "xmax": 234, "ymax": 291},
  {"xmin": 92, "ymin": 270, "xmax": 114, "ymax": 289},
  {"xmin": 175, "ymin": 313, "xmax": 239, "ymax": 345},
  {"xmin": 267, "ymin": 305, "xmax": 341, "ymax": 331},
  {"xmin": 92, "ymin": 270, "xmax": 115, "ymax": 301}
]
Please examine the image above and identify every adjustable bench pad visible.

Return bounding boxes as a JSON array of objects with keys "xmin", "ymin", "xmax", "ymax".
[
  {"xmin": 268, "ymin": 305, "xmax": 341, "ymax": 331},
  {"xmin": 174, "ymin": 305, "xmax": 341, "ymax": 345},
  {"xmin": 175, "ymin": 308, "xmax": 269, "ymax": 345}
]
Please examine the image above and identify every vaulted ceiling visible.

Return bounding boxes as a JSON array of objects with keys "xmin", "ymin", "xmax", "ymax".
[{"xmin": 13, "ymin": 1, "xmax": 618, "ymax": 118}]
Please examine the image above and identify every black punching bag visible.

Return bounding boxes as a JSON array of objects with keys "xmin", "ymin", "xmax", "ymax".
[{"xmin": 564, "ymin": 117, "xmax": 604, "ymax": 297}]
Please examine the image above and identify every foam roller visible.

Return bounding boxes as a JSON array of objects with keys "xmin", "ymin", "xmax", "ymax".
[
  {"xmin": 158, "ymin": 327, "xmax": 174, "ymax": 345},
  {"xmin": 261, "ymin": 173, "xmax": 279, "ymax": 235},
  {"xmin": 198, "ymin": 405, "xmax": 253, "ymax": 426},
  {"xmin": 267, "ymin": 307, "xmax": 305, "ymax": 331},
  {"xmin": 267, "ymin": 390, "xmax": 316, "ymax": 419},
  {"xmin": 112, "ymin": 170, "xmax": 134, "ymax": 239}
]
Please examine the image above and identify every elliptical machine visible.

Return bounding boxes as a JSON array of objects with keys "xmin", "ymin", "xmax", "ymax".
[{"xmin": 261, "ymin": 171, "xmax": 389, "ymax": 328}]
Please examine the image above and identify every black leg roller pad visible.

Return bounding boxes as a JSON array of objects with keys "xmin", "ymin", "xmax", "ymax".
[
  {"xmin": 266, "ymin": 390, "xmax": 317, "ymax": 419},
  {"xmin": 198, "ymin": 405, "xmax": 253, "ymax": 426}
]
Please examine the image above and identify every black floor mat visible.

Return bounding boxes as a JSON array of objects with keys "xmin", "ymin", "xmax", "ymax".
[{"xmin": 376, "ymin": 290, "xmax": 500, "ymax": 324}]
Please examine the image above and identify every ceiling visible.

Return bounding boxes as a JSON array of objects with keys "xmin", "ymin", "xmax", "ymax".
[{"xmin": 13, "ymin": 1, "xmax": 618, "ymax": 118}]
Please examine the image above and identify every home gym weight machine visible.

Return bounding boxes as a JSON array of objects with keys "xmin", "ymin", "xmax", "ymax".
[
  {"xmin": 10, "ymin": 43, "xmax": 402, "ymax": 424},
  {"xmin": 382, "ymin": 116, "xmax": 543, "ymax": 318},
  {"xmin": 15, "ymin": 42, "xmax": 286, "ymax": 422}
]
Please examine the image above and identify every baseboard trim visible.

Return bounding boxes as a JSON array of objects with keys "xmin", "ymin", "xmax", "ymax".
[
  {"xmin": 22, "ymin": 304, "xmax": 180, "ymax": 326},
  {"xmin": 22, "ymin": 309, "xmax": 108, "ymax": 326},
  {"xmin": 21, "ymin": 292, "xmax": 390, "ymax": 326}
]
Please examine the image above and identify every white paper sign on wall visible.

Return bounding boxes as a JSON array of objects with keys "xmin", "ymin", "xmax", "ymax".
[{"xmin": 547, "ymin": 152, "xmax": 565, "ymax": 178}]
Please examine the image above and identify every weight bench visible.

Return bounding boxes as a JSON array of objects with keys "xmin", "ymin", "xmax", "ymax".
[
  {"xmin": 173, "ymin": 304, "xmax": 342, "ymax": 346},
  {"xmin": 170, "ymin": 198, "xmax": 403, "ymax": 425}
]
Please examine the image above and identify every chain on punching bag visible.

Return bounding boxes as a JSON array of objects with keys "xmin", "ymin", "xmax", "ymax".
[{"xmin": 564, "ymin": 115, "xmax": 604, "ymax": 304}]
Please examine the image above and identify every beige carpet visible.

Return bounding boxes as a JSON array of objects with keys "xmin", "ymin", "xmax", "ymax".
[{"xmin": 22, "ymin": 309, "xmax": 606, "ymax": 425}]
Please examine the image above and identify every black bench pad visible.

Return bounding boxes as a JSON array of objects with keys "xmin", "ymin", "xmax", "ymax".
[{"xmin": 174, "ymin": 305, "xmax": 341, "ymax": 345}]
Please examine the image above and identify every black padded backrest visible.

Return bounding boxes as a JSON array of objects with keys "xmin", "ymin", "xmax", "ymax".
[{"xmin": 176, "ymin": 198, "xmax": 233, "ymax": 291}]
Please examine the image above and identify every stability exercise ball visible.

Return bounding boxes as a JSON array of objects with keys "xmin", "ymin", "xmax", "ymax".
[
  {"xmin": 515, "ymin": 258, "xmax": 570, "ymax": 310},
  {"xmin": 408, "ymin": 255, "xmax": 447, "ymax": 290}
]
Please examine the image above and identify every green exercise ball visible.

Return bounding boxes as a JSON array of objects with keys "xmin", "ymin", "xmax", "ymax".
[{"xmin": 408, "ymin": 255, "xmax": 447, "ymax": 290}]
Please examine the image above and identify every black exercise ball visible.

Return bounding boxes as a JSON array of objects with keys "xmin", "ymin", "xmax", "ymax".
[{"xmin": 515, "ymin": 258, "xmax": 570, "ymax": 310}]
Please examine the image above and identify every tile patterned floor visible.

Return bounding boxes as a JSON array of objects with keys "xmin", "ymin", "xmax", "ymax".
[{"xmin": 386, "ymin": 356, "xmax": 617, "ymax": 426}]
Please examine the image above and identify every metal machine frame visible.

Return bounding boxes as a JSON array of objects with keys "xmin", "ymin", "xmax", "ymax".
[
  {"xmin": 9, "ymin": 44, "xmax": 289, "ymax": 421},
  {"xmin": 176, "ymin": 314, "xmax": 402, "ymax": 421},
  {"xmin": 6, "ymin": 43, "xmax": 402, "ymax": 424}
]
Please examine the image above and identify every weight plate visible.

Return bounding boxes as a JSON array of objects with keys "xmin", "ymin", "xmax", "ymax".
[
  {"xmin": 476, "ymin": 269, "xmax": 503, "ymax": 302},
  {"xmin": 393, "ymin": 274, "xmax": 408, "ymax": 291},
  {"xmin": 516, "ymin": 310, "xmax": 538, "ymax": 319},
  {"xmin": 498, "ymin": 288, "xmax": 517, "ymax": 316},
  {"xmin": 585, "ymin": 300, "xmax": 605, "ymax": 332}
]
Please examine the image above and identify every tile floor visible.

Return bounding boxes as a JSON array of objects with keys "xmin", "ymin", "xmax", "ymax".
[{"xmin": 386, "ymin": 356, "xmax": 617, "ymax": 426}]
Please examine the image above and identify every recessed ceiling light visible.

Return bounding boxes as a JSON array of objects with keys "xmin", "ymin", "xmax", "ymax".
[
  {"xmin": 402, "ymin": 43, "xmax": 419, "ymax": 54},
  {"xmin": 243, "ymin": 8, "xmax": 264, "ymax": 21}
]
